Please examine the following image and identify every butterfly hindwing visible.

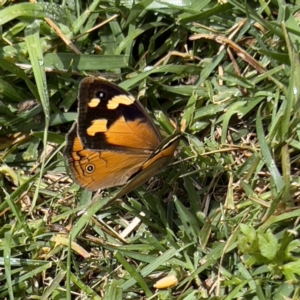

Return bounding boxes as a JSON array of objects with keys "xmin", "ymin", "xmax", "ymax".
[
  {"xmin": 65, "ymin": 123, "xmax": 151, "ymax": 190},
  {"xmin": 116, "ymin": 132, "xmax": 181, "ymax": 197}
]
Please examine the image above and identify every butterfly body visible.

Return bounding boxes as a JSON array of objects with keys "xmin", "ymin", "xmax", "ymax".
[{"xmin": 65, "ymin": 77, "xmax": 179, "ymax": 192}]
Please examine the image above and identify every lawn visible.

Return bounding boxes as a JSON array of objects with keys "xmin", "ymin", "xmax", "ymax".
[{"xmin": 0, "ymin": 0, "xmax": 300, "ymax": 299}]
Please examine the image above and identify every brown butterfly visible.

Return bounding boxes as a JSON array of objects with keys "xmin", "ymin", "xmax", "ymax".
[{"xmin": 64, "ymin": 77, "xmax": 180, "ymax": 192}]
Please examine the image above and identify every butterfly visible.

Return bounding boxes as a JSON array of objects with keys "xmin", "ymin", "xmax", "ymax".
[{"xmin": 64, "ymin": 77, "xmax": 180, "ymax": 193}]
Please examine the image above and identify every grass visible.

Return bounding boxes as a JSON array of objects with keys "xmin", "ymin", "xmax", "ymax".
[{"xmin": 0, "ymin": 0, "xmax": 300, "ymax": 299}]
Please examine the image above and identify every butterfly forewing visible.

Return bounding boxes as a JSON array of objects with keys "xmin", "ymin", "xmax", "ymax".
[{"xmin": 77, "ymin": 77, "xmax": 161, "ymax": 152}]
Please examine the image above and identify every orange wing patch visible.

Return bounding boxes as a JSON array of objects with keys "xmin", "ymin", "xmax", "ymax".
[
  {"xmin": 88, "ymin": 97, "xmax": 101, "ymax": 107},
  {"xmin": 86, "ymin": 119, "xmax": 108, "ymax": 136},
  {"xmin": 105, "ymin": 116, "xmax": 160, "ymax": 150},
  {"xmin": 107, "ymin": 95, "xmax": 135, "ymax": 109}
]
